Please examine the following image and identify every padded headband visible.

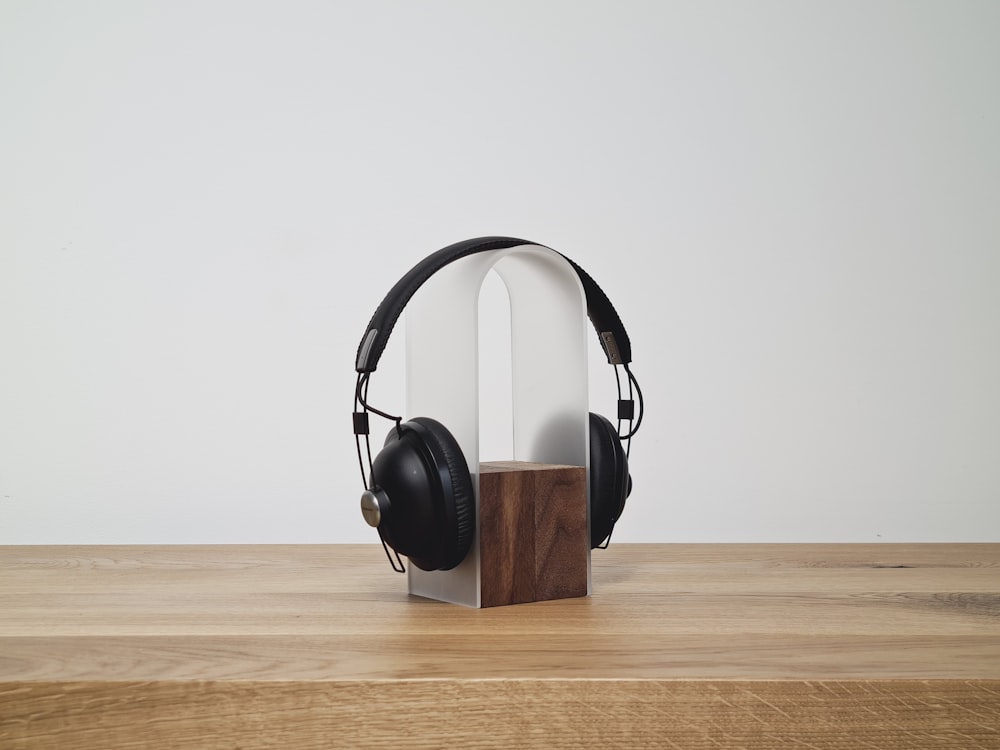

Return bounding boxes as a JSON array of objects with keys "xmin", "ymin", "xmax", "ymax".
[{"xmin": 355, "ymin": 236, "xmax": 632, "ymax": 373}]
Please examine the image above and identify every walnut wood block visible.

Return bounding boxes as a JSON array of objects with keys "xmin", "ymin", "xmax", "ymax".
[
  {"xmin": 1, "ymin": 544, "xmax": 999, "ymax": 749},
  {"xmin": 478, "ymin": 461, "xmax": 588, "ymax": 607}
]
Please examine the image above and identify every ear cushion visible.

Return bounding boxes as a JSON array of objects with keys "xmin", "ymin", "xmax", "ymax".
[
  {"xmin": 370, "ymin": 417, "xmax": 474, "ymax": 571},
  {"xmin": 589, "ymin": 412, "xmax": 630, "ymax": 548},
  {"xmin": 408, "ymin": 417, "xmax": 475, "ymax": 570}
]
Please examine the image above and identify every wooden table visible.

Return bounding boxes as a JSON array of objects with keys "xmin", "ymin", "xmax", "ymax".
[{"xmin": 1, "ymin": 544, "xmax": 998, "ymax": 748}]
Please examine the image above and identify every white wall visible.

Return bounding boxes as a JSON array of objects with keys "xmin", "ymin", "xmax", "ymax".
[{"xmin": 2, "ymin": 1, "xmax": 998, "ymax": 544}]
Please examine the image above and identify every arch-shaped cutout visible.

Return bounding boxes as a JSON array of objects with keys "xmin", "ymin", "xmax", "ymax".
[{"xmin": 478, "ymin": 269, "xmax": 514, "ymax": 463}]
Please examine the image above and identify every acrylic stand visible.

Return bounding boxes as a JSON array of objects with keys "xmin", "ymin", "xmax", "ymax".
[{"xmin": 404, "ymin": 244, "xmax": 591, "ymax": 607}]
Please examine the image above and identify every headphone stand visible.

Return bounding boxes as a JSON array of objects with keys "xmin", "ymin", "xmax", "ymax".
[{"xmin": 403, "ymin": 245, "xmax": 592, "ymax": 607}]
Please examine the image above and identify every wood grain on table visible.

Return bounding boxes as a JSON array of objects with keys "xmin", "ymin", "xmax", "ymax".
[{"xmin": 1, "ymin": 543, "xmax": 998, "ymax": 748}]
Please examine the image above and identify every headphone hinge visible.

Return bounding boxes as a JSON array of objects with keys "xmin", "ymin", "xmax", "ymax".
[{"xmin": 600, "ymin": 331, "xmax": 624, "ymax": 365}]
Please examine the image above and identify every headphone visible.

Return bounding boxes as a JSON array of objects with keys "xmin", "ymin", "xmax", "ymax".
[{"xmin": 352, "ymin": 237, "xmax": 644, "ymax": 573}]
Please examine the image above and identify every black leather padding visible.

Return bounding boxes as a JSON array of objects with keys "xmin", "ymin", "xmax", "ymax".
[
  {"xmin": 370, "ymin": 418, "xmax": 474, "ymax": 571},
  {"xmin": 355, "ymin": 236, "xmax": 631, "ymax": 372},
  {"xmin": 408, "ymin": 417, "xmax": 474, "ymax": 571},
  {"xmin": 588, "ymin": 412, "xmax": 630, "ymax": 548}
]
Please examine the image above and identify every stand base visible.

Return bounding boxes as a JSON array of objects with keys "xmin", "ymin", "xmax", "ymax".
[{"xmin": 479, "ymin": 461, "xmax": 588, "ymax": 608}]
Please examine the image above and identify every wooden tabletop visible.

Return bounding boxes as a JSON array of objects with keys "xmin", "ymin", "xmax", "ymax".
[{"xmin": 2, "ymin": 543, "xmax": 998, "ymax": 748}]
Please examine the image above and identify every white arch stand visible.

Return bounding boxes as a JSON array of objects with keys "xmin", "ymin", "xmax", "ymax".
[{"xmin": 404, "ymin": 244, "xmax": 592, "ymax": 607}]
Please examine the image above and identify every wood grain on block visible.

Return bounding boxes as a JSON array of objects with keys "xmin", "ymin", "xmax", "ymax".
[{"xmin": 478, "ymin": 461, "xmax": 588, "ymax": 607}]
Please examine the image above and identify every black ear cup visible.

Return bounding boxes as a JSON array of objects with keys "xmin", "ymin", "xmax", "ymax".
[
  {"xmin": 369, "ymin": 417, "xmax": 474, "ymax": 571},
  {"xmin": 410, "ymin": 417, "xmax": 475, "ymax": 567},
  {"xmin": 588, "ymin": 412, "xmax": 631, "ymax": 548}
]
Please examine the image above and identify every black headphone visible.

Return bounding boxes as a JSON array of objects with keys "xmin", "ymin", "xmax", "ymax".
[{"xmin": 352, "ymin": 237, "xmax": 644, "ymax": 573}]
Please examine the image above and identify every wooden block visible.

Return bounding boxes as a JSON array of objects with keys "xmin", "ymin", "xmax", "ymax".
[{"xmin": 478, "ymin": 461, "xmax": 588, "ymax": 608}]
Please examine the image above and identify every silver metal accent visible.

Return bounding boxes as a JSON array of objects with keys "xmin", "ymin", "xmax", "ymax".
[
  {"xmin": 356, "ymin": 328, "xmax": 378, "ymax": 371},
  {"xmin": 360, "ymin": 490, "xmax": 382, "ymax": 527},
  {"xmin": 600, "ymin": 331, "xmax": 623, "ymax": 365}
]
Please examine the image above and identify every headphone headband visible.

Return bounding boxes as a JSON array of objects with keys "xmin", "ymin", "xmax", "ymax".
[{"xmin": 355, "ymin": 236, "xmax": 632, "ymax": 373}]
